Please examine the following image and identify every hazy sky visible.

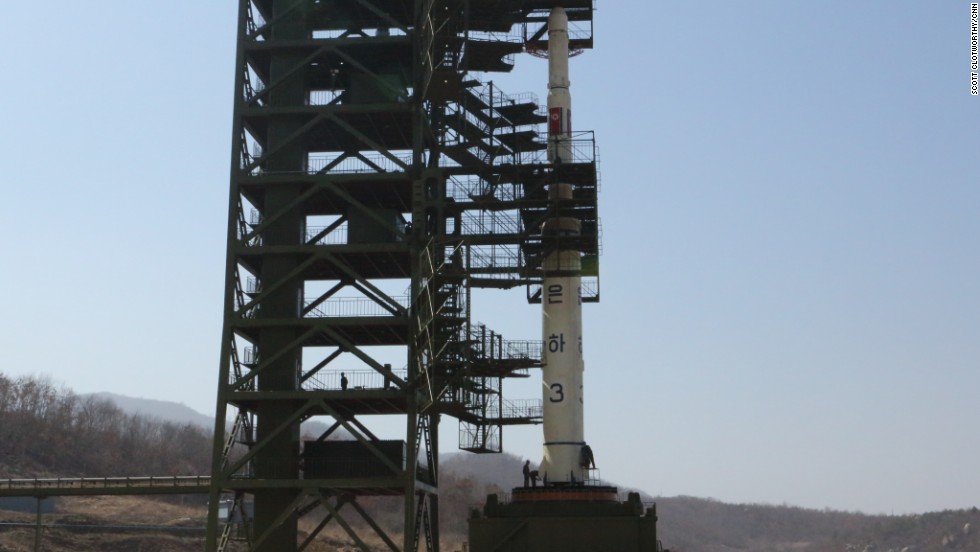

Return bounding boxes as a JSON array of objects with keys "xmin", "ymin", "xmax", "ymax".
[{"xmin": 1, "ymin": 2, "xmax": 977, "ymax": 515}]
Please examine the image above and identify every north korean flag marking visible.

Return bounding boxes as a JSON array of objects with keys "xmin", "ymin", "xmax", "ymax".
[{"xmin": 549, "ymin": 107, "xmax": 563, "ymax": 135}]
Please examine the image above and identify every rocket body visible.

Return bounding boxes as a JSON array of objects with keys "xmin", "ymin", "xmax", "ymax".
[{"xmin": 539, "ymin": 7, "xmax": 587, "ymax": 485}]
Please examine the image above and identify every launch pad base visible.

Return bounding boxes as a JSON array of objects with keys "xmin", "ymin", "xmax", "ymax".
[{"xmin": 468, "ymin": 489, "xmax": 667, "ymax": 552}]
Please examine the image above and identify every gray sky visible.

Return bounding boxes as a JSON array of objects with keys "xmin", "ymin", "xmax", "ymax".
[{"xmin": 1, "ymin": 1, "xmax": 977, "ymax": 515}]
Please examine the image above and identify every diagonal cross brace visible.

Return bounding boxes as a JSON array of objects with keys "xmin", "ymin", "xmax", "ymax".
[
  {"xmin": 319, "ymin": 327, "xmax": 407, "ymax": 388},
  {"xmin": 348, "ymin": 497, "xmax": 401, "ymax": 552},
  {"xmin": 247, "ymin": 0, "xmax": 308, "ymax": 40},
  {"xmin": 305, "ymin": 215, "xmax": 348, "ymax": 245},
  {"xmin": 249, "ymin": 492, "xmax": 309, "ymax": 552},
  {"xmin": 300, "ymin": 348, "xmax": 344, "ymax": 384},
  {"xmin": 245, "ymin": 46, "xmax": 329, "ymax": 106},
  {"xmin": 331, "ymin": 48, "xmax": 409, "ymax": 105},
  {"xmin": 244, "ymin": 114, "xmax": 326, "ymax": 174},
  {"xmin": 321, "ymin": 251, "xmax": 407, "ymax": 315},
  {"xmin": 323, "ymin": 112, "xmax": 411, "ymax": 171},
  {"xmin": 302, "ymin": 281, "xmax": 346, "ymax": 316},
  {"xmin": 236, "ymin": 253, "xmax": 320, "ymax": 317},
  {"xmin": 314, "ymin": 400, "xmax": 402, "ymax": 475},
  {"xmin": 352, "ymin": 281, "xmax": 404, "ymax": 317},
  {"xmin": 323, "ymin": 180, "xmax": 407, "ymax": 241},
  {"xmin": 240, "ymin": 182, "xmax": 324, "ymax": 245},
  {"xmin": 223, "ymin": 400, "xmax": 315, "ymax": 477},
  {"xmin": 233, "ymin": 327, "xmax": 320, "ymax": 392},
  {"xmin": 298, "ymin": 496, "xmax": 351, "ymax": 552},
  {"xmin": 318, "ymin": 490, "xmax": 374, "ymax": 552},
  {"xmin": 351, "ymin": 0, "xmax": 409, "ymax": 34}
]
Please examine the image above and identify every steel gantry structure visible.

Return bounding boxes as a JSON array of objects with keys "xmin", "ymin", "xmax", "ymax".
[{"xmin": 204, "ymin": 0, "xmax": 599, "ymax": 551}]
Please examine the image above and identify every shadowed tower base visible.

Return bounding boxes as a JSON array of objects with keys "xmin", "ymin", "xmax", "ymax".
[{"xmin": 468, "ymin": 489, "xmax": 668, "ymax": 552}]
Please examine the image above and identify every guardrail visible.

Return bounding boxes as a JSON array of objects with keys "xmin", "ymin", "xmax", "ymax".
[
  {"xmin": 242, "ymin": 151, "xmax": 415, "ymax": 176},
  {"xmin": 456, "ymin": 211, "xmax": 523, "ymax": 236},
  {"xmin": 501, "ymin": 399, "xmax": 543, "ymax": 420},
  {"xmin": 307, "ymin": 152, "xmax": 413, "ymax": 174},
  {"xmin": 490, "ymin": 489, "xmax": 645, "ymax": 507},
  {"xmin": 303, "ymin": 368, "xmax": 408, "ymax": 391},
  {"xmin": 304, "ymin": 295, "xmax": 409, "ymax": 318},
  {"xmin": 0, "ymin": 476, "xmax": 211, "ymax": 497}
]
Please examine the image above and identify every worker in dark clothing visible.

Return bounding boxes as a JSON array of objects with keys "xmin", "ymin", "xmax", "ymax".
[
  {"xmin": 340, "ymin": 372, "xmax": 349, "ymax": 391},
  {"xmin": 580, "ymin": 444, "xmax": 595, "ymax": 469},
  {"xmin": 522, "ymin": 460, "xmax": 540, "ymax": 488}
]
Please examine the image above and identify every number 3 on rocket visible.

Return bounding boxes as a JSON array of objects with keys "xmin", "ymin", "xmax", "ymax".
[{"xmin": 549, "ymin": 383, "xmax": 564, "ymax": 403}]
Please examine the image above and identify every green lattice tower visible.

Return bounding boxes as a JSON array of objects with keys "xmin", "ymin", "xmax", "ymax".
[{"xmin": 205, "ymin": 1, "xmax": 597, "ymax": 551}]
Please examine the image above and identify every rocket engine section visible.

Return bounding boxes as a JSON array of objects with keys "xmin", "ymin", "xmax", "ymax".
[{"xmin": 539, "ymin": 7, "xmax": 589, "ymax": 486}]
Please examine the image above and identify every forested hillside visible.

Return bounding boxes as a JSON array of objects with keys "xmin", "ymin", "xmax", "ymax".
[
  {"xmin": 656, "ymin": 496, "xmax": 980, "ymax": 552},
  {"xmin": 0, "ymin": 374, "xmax": 211, "ymax": 478},
  {"xmin": 2, "ymin": 373, "xmax": 978, "ymax": 552}
]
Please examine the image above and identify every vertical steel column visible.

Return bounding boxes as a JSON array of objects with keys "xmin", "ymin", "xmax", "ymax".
[
  {"xmin": 250, "ymin": 2, "xmax": 309, "ymax": 548},
  {"xmin": 205, "ymin": 0, "xmax": 252, "ymax": 547},
  {"xmin": 429, "ymin": 411, "xmax": 440, "ymax": 552}
]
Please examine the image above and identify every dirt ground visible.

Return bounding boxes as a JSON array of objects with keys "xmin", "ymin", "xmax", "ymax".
[
  {"xmin": 0, "ymin": 495, "xmax": 446, "ymax": 551},
  {"xmin": 0, "ymin": 496, "xmax": 207, "ymax": 552}
]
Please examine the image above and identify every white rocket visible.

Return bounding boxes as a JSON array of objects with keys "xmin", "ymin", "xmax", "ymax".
[{"xmin": 539, "ymin": 7, "xmax": 588, "ymax": 485}]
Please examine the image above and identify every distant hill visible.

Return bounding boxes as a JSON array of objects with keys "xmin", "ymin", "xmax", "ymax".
[
  {"xmin": 88, "ymin": 392, "xmax": 337, "ymax": 438},
  {"xmin": 85, "ymin": 392, "xmax": 214, "ymax": 429},
  {"xmin": 654, "ymin": 496, "xmax": 980, "ymax": 552}
]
